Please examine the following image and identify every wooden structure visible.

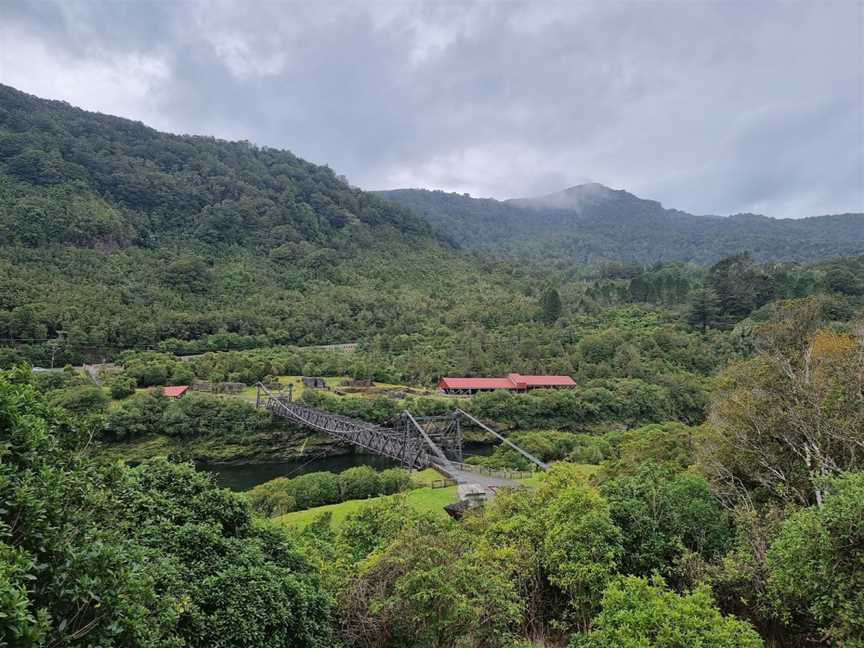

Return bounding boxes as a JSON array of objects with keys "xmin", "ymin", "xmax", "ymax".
[{"xmin": 302, "ymin": 376, "xmax": 328, "ymax": 389}]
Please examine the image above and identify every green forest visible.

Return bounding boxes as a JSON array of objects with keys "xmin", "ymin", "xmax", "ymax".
[
  {"xmin": 1, "ymin": 84, "xmax": 863, "ymax": 648},
  {"xmin": 378, "ymin": 187, "xmax": 864, "ymax": 265}
]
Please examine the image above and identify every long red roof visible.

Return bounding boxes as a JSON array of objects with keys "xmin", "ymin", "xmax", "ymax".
[
  {"xmin": 439, "ymin": 377, "xmax": 516, "ymax": 390},
  {"xmin": 439, "ymin": 373, "xmax": 576, "ymax": 390},
  {"xmin": 162, "ymin": 385, "xmax": 189, "ymax": 397}
]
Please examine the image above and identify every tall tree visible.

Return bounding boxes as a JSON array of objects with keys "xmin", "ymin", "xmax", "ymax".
[
  {"xmin": 687, "ymin": 284, "xmax": 721, "ymax": 333},
  {"xmin": 541, "ymin": 287, "xmax": 563, "ymax": 324}
]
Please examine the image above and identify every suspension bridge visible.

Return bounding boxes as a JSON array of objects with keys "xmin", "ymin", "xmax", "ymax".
[{"xmin": 255, "ymin": 383, "xmax": 548, "ymax": 496}]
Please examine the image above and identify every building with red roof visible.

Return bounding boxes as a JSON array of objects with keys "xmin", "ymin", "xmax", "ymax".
[
  {"xmin": 438, "ymin": 373, "xmax": 576, "ymax": 395},
  {"xmin": 161, "ymin": 385, "xmax": 189, "ymax": 399}
]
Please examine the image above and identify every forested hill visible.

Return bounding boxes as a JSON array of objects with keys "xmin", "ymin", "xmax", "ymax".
[
  {"xmin": 378, "ymin": 186, "xmax": 864, "ymax": 265},
  {"xmin": 0, "ymin": 84, "xmax": 476, "ymax": 363},
  {"xmin": 0, "ymin": 83, "xmax": 437, "ymax": 251}
]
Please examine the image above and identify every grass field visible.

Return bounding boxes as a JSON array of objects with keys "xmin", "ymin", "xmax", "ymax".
[{"xmin": 275, "ymin": 482, "xmax": 459, "ymax": 529}]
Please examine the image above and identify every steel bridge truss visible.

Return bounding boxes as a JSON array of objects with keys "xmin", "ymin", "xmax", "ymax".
[{"xmin": 256, "ymin": 383, "xmax": 547, "ymax": 473}]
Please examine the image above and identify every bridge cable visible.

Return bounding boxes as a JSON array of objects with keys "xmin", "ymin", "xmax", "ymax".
[{"xmin": 455, "ymin": 409, "xmax": 549, "ymax": 471}]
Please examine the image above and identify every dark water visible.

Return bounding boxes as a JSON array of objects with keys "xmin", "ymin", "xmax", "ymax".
[
  {"xmin": 199, "ymin": 454, "xmax": 397, "ymax": 491},
  {"xmin": 199, "ymin": 443, "xmax": 497, "ymax": 491}
]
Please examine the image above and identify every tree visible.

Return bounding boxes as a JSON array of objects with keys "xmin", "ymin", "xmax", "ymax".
[
  {"xmin": 0, "ymin": 367, "xmax": 176, "ymax": 646},
  {"xmin": 541, "ymin": 485, "xmax": 623, "ymax": 632},
  {"xmin": 105, "ymin": 393, "xmax": 166, "ymax": 440},
  {"xmin": 340, "ymin": 524, "xmax": 520, "ymax": 648},
  {"xmin": 541, "ymin": 287, "xmax": 563, "ymax": 324},
  {"xmin": 572, "ymin": 576, "xmax": 763, "ymax": 648},
  {"xmin": 109, "ymin": 374, "xmax": 137, "ymax": 399},
  {"xmin": 0, "ymin": 368, "xmax": 334, "ymax": 647},
  {"xmin": 765, "ymin": 472, "xmax": 864, "ymax": 646},
  {"xmin": 699, "ymin": 326, "xmax": 864, "ymax": 506},
  {"xmin": 601, "ymin": 422, "xmax": 697, "ymax": 477},
  {"xmin": 707, "ymin": 253, "xmax": 776, "ymax": 328},
  {"xmin": 687, "ymin": 284, "xmax": 721, "ymax": 333},
  {"xmin": 47, "ymin": 384, "xmax": 109, "ymax": 415},
  {"xmin": 600, "ymin": 463, "xmax": 731, "ymax": 579},
  {"xmin": 825, "ymin": 267, "xmax": 862, "ymax": 296}
]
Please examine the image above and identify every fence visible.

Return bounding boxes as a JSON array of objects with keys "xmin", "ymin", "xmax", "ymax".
[
  {"xmin": 430, "ymin": 478, "xmax": 459, "ymax": 489},
  {"xmin": 448, "ymin": 461, "xmax": 535, "ymax": 481}
]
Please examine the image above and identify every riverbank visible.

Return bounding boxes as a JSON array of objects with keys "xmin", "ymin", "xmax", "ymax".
[
  {"xmin": 93, "ymin": 428, "xmax": 348, "ymax": 464},
  {"xmin": 94, "ymin": 429, "xmax": 499, "ymax": 490}
]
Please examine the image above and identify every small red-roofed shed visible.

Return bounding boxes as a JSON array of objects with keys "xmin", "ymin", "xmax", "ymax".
[{"xmin": 162, "ymin": 385, "xmax": 189, "ymax": 399}]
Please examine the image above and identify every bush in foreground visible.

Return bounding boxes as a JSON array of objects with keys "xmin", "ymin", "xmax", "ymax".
[{"xmin": 572, "ymin": 576, "xmax": 763, "ymax": 648}]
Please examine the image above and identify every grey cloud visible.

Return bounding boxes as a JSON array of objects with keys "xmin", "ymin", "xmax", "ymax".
[{"xmin": 0, "ymin": 0, "xmax": 861, "ymax": 218}]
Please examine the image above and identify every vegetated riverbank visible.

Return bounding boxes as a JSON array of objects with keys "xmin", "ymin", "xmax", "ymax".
[
  {"xmin": 201, "ymin": 454, "xmax": 399, "ymax": 491},
  {"xmin": 95, "ymin": 423, "xmax": 499, "ymax": 490},
  {"xmin": 94, "ymin": 427, "xmax": 345, "ymax": 464}
]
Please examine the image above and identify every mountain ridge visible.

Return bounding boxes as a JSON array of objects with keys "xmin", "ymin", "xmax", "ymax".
[
  {"xmin": 377, "ymin": 186, "xmax": 863, "ymax": 265},
  {"xmin": 0, "ymin": 83, "xmax": 440, "ymax": 252},
  {"xmin": 507, "ymin": 182, "xmax": 671, "ymax": 215}
]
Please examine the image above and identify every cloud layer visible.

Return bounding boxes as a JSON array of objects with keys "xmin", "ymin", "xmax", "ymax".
[{"xmin": 1, "ymin": 0, "xmax": 862, "ymax": 217}]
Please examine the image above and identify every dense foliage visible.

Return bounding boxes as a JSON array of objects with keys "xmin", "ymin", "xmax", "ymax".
[
  {"xmin": 0, "ymin": 368, "xmax": 332, "ymax": 647},
  {"xmin": 6, "ymin": 351, "xmax": 864, "ymax": 647},
  {"xmin": 379, "ymin": 186, "xmax": 864, "ymax": 265},
  {"xmin": 0, "ymin": 84, "xmax": 432, "ymax": 249},
  {"xmin": 572, "ymin": 576, "xmax": 763, "ymax": 648}
]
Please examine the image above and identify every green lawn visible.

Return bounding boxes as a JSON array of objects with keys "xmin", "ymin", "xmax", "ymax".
[
  {"xmin": 273, "ymin": 463, "xmax": 600, "ymax": 531},
  {"xmin": 275, "ymin": 483, "xmax": 459, "ymax": 530}
]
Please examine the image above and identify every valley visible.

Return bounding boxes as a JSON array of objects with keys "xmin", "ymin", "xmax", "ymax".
[{"xmin": 1, "ymin": 82, "xmax": 863, "ymax": 648}]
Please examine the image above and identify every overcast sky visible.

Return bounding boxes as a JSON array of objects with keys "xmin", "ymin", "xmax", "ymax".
[{"xmin": 1, "ymin": 1, "xmax": 862, "ymax": 218}]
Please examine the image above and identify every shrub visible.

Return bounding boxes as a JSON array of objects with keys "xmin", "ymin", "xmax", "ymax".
[
  {"xmin": 379, "ymin": 468, "xmax": 412, "ymax": 494},
  {"xmin": 339, "ymin": 525, "xmax": 520, "ymax": 647},
  {"xmin": 284, "ymin": 471, "xmax": 341, "ymax": 510},
  {"xmin": 247, "ymin": 478, "xmax": 297, "ymax": 517},
  {"xmin": 338, "ymin": 466, "xmax": 382, "ymax": 500},
  {"xmin": 47, "ymin": 385, "xmax": 109, "ymax": 415},
  {"xmin": 109, "ymin": 374, "xmax": 137, "ymax": 399},
  {"xmin": 572, "ymin": 576, "xmax": 763, "ymax": 648},
  {"xmin": 248, "ymin": 467, "xmax": 416, "ymax": 517}
]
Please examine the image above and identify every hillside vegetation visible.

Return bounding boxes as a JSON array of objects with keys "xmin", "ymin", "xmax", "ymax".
[
  {"xmin": 2, "ymin": 84, "xmax": 864, "ymax": 648},
  {"xmin": 0, "ymin": 83, "xmax": 503, "ymax": 365},
  {"xmin": 378, "ymin": 185, "xmax": 864, "ymax": 264},
  {"xmin": 0, "ymin": 84, "xmax": 433, "ymax": 249}
]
